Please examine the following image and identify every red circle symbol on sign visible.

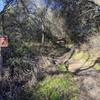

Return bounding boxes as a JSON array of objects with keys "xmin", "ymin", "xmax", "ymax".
[{"xmin": 0, "ymin": 36, "xmax": 8, "ymax": 47}]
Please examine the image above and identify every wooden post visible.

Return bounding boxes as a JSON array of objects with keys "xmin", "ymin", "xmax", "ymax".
[
  {"xmin": 0, "ymin": 35, "xmax": 8, "ymax": 80},
  {"xmin": 0, "ymin": 47, "xmax": 3, "ymax": 80}
]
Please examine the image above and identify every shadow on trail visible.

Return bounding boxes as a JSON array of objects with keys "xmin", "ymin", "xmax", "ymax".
[{"xmin": 73, "ymin": 57, "xmax": 100, "ymax": 76}]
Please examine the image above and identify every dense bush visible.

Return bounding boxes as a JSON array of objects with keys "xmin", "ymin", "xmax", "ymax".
[{"xmin": 17, "ymin": 74, "xmax": 78, "ymax": 100}]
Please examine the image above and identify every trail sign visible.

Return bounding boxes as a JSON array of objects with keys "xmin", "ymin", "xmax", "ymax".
[{"xmin": 0, "ymin": 35, "xmax": 8, "ymax": 47}]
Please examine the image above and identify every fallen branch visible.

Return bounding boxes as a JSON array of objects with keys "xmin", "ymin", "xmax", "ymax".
[{"xmin": 53, "ymin": 45, "xmax": 77, "ymax": 65}]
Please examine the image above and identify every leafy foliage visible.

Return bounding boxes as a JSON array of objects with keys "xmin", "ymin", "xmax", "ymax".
[{"xmin": 17, "ymin": 74, "xmax": 78, "ymax": 100}]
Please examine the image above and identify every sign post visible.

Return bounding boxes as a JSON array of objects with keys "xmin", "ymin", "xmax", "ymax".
[
  {"xmin": 0, "ymin": 35, "xmax": 8, "ymax": 79},
  {"xmin": 0, "ymin": 47, "xmax": 3, "ymax": 80}
]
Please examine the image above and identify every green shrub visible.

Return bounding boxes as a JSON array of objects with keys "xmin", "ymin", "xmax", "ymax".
[
  {"xmin": 33, "ymin": 74, "xmax": 78, "ymax": 100},
  {"xmin": 57, "ymin": 64, "xmax": 68, "ymax": 72},
  {"xmin": 95, "ymin": 64, "xmax": 100, "ymax": 71},
  {"xmin": 17, "ymin": 74, "xmax": 78, "ymax": 100}
]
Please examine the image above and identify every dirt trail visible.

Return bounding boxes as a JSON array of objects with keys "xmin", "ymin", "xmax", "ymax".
[{"xmin": 75, "ymin": 68, "xmax": 100, "ymax": 100}]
